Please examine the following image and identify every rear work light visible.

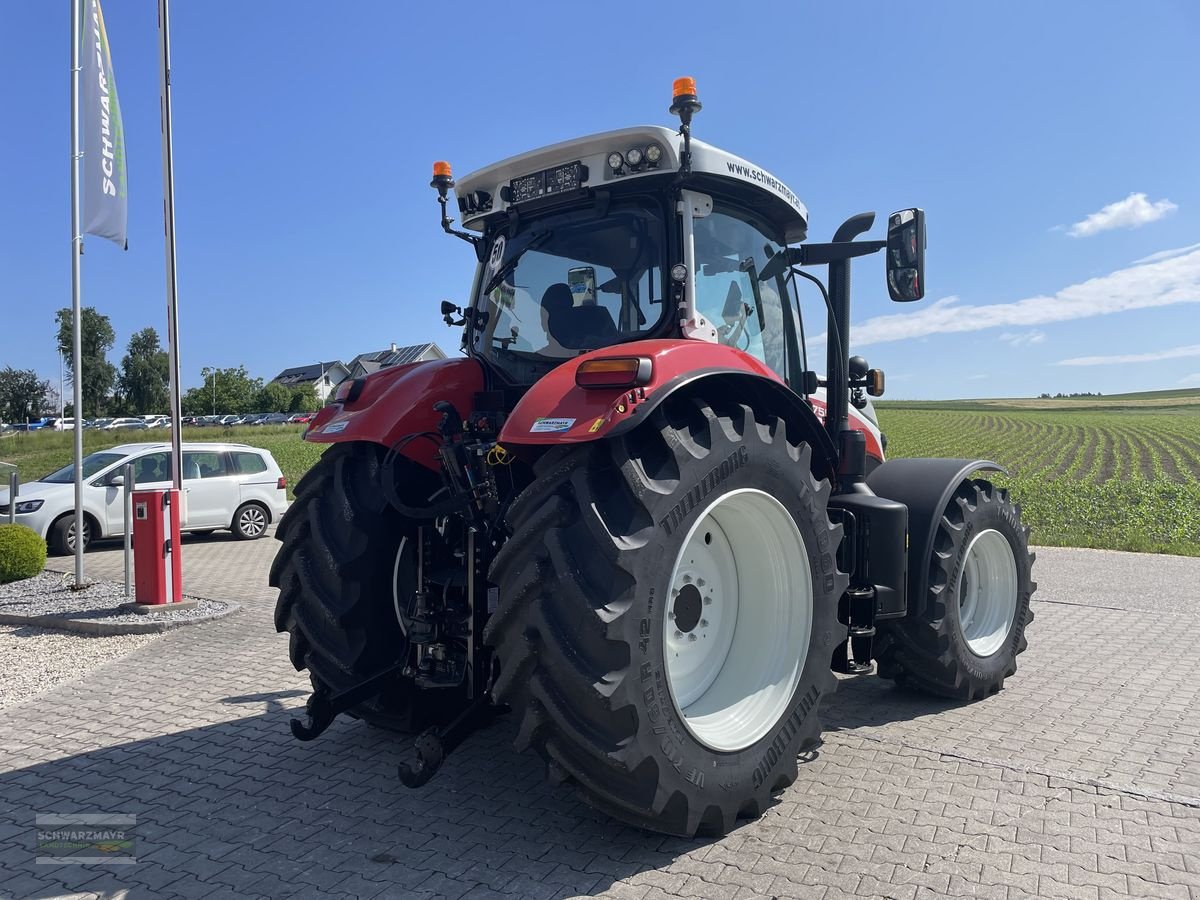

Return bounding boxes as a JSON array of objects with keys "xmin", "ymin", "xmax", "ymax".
[
  {"xmin": 277, "ymin": 477, "xmax": 287, "ymax": 490},
  {"xmin": 575, "ymin": 357, "xmax": 653, "ymax": 389}
]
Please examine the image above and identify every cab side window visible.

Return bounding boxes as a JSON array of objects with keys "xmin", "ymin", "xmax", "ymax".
[{"xmin": 692, "ymin": 207, "xmax": 789, "ymax": 380}]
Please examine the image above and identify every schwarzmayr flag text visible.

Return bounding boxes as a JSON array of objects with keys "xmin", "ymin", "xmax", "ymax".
[{"xmin": 81, "ymin": 0, "xmax": 127, "ymax": 248}]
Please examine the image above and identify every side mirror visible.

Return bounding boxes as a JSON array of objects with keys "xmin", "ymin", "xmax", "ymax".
[
  {"xmin": 886, "ymin": 208, "xmax": 925, "ymax": 302},
  {"xmin": 109, "ymin": 474, "xmax": 124, "ymax": 487}
]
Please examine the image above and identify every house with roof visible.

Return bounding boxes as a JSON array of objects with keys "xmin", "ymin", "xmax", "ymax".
[
  {"xmin": 346, "ymin": 342, "xmax": 446, "ymax": 378},
  {"xmin": 269, "ymin": 360, "xmax": 350, "ymax": 404}
]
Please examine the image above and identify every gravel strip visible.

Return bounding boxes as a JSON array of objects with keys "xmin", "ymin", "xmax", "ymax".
[
  {"xmin": 0, "ymin": 571, "xmax": 231, "ymax": 627},
  {"xmin": 0, "ymin": 624, "xmax": 160, "ymax": 710}
]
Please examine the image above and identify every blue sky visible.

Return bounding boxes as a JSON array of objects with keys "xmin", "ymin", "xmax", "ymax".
[{"xmin": 3, "ymin": 1, "xmax": 1198, "ymax": 400}]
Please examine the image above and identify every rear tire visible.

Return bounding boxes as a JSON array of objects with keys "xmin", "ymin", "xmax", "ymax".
[
  {"xmin": 231, "ymin": 502, "xmax": 269, "ymax": 540},
  {"xmin": 270, "ymin": 442, "xmax": 463, "ymax": 731},
  {"xmin": 486, "ymin": 395, "xmax": 846, "ymax": 836},
  {"xmin": 875, "ymin": 479, "xmax": 1035, "ymax": 699}
]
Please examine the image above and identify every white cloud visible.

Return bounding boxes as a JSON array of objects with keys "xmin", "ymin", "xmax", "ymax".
[
  {"xmin": 1132, "ymin": 242, "xmax": 1200, "ymax": 265},
  {"xmin": 1179, "ymin": 373, "xmax": 1200, "ymax": 385},
  {"xmin": 1056, "ymin": 343, "xmax": 1200, "ymax": 367},
  {"xmin": 999, "ymin": 330, "xmax": 1046, "ymax": 346},
  {"xmin": 1067, "ymin": 192, "xmax": 1177, "ymax": 237},
  {"xmin": 847, "ymin": 246, "xmax": 1200, "ymax": 348}
]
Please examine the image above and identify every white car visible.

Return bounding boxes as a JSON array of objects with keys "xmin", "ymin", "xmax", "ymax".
[{"xmin": 0, "ymin": 442, "xmax": 289, "ymax": 554}]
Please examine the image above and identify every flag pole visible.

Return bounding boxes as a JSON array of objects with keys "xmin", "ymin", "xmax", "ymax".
[
  {"xmin": 70, "ymin": 0, "xmax": 86, "ymax": 585},
  {"xmin": 157, "ymin": 0, "xmax": 183, "ymax": 491}
]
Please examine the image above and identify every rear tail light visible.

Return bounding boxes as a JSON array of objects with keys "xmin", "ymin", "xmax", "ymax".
[
  {"xmin": 277, "ymin": 477, "xmax": 287, "ymax": 490},
  {"xmin": 575, "ymin": 357, "xmax": 653, "ymax": 389}
]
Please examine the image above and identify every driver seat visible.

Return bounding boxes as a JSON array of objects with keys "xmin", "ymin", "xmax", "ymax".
[{"xmin": 542, "ymin": 283, "xmax": 618, "ymax": 349}]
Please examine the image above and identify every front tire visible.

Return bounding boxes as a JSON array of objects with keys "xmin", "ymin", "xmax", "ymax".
[
  {"xmin": 486, "ymin": 396, "xmax": 847, "ymax": 836},
  {"xmin": 875, "ymin": 479, "xmax": 1035, "ymax": 699},
  {"xmin": 49, "ymin": 514, "xmax": 92, "ymax": 556}
]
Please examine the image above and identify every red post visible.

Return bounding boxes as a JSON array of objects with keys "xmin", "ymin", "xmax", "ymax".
[{"xmin": 132, "ymin": 489, "xmax": 183, "ymax": 604}]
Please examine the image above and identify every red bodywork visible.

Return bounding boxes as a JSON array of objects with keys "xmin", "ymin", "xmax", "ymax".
[
  {"xmin": 305, "ymin": 341, "xmax": 882, "ymax": 471},
  {"xmin": 497, "ymin": 340, "xmax": 883, "ymax": 461},
  {"xmin": 305, "ymin": 357, "xmax": 485, "ymax": 472}
]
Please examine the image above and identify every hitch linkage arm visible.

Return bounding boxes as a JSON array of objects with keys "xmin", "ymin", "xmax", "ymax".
[
  {"xmin": 397, "ymin": 693, "xmax": 504, "ymax": 788},
  {"xmin": 289, "ymin": 660, "xmax": 408, "ymax": 741}
]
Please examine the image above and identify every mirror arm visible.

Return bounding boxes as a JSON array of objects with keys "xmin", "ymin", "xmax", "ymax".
[{"xmin": 759, "ymin": 239, "xmax": 886, "ymax": 281}]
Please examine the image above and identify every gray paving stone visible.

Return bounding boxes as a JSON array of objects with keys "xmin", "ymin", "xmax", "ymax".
[{"xmin": 0, "ymin": 543, "xmax": 1193, "ymax": 900}]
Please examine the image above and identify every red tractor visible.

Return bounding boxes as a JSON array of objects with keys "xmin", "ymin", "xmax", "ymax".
[{"xmin": 271, "ymin": 78, "xmax": 1035, "ymax": 836}]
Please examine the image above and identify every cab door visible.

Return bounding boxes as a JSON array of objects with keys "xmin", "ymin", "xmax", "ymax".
[{"xmin": 181, "ymin": 450, "xmax": 241, "ymax": 528}]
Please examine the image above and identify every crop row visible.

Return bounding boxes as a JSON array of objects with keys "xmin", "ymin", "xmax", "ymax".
[{"xmin": 876, "ymin": 407, "xmax": 1200, "ymax": 555}]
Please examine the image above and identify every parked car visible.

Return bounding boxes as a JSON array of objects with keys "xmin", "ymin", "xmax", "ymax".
[
  {"xmin": 103, "ymin": 418, "xmax": 146, "ymax": 430},
  {"xmin": 256, "ymin": 413, "xmax": 290, "ymax": 426},
  {"xmin": 0, "ymin": 441, "xmax": 289, "ymax": 554},
  {"xmin": 287, "ymin": 413, "xmax": 314, "ymax": 424},
  {"xmin": 88, "ymin": 418, "xmax": 114, "ymax": 430}
]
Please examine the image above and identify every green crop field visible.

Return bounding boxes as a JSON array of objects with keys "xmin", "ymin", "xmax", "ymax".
[
  {"xmin": 877, "ymin": 390, "xmax": 1200, "ymax": 556},
  {"xmin": 4, "ymin": 388, "xmax": 1199, "ymax": 556}
]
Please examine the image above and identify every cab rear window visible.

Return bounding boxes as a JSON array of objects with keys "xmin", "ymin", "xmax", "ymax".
[{"xmin": 231, "ymin": 452, "xmax": 268, "ymax": 475}]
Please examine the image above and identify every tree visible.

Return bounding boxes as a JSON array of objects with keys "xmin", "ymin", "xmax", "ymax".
[
  {"xmin": 257, "ymin": 381, "xmax": 292, "ymax": 413},
  {"xmin": 117, "ymin": 328, "xmax": 170, "ymax": 415},
  {"xmin": 0, "ymin": 367, "xmax": 52, "ymax": 425},
  {"xmin": 55, "ymin": 306, "xmax": 117, "ymax": 418},
  {"xmin": 185, "ymin": 366, "xmax": 262, "ymax": 415},
  {"xmin": 287, "ymin": 384, "xmax": 319, "ymax": 413}
]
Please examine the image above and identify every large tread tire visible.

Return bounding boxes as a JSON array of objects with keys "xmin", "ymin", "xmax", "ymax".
[
  {"xmin": 269, "ymin": 441, "xmax": 462, "ymax": 731},
  {"xmin": 876, "ymin": 479, "xmax": 1036, "ymax": 700},
  {"xmin": 485, "ymin": 394, "xmax": 847, "ymax": 837}
]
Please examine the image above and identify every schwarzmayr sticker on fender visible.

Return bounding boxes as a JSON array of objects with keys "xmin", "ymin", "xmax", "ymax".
[
  {"xmin": 322, "ymin": 421, "xmax": 349, "ymax": 434},
  {"xmin": 530, "ymin": 417, "xmax": 575, "ymax": 434}
]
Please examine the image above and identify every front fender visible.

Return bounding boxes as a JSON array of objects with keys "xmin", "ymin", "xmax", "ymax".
[
  {"xmin": 497, "ymin": 339, "xmax": 782, "ymax": 445},
  {"xmin": 867, "ymin": 458, "xmax": 1007, "ymax": 619},
  {"xmin": 305, "ymin": 357, "xmax": 485, "ymax": 472}
]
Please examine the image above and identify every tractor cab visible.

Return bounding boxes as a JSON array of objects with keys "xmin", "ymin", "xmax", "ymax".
[{"xmin": 438, "ymin": 93, "xmax": 812, "ymax": 389}]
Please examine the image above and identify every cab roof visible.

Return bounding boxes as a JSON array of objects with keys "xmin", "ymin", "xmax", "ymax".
[{"xmin": 454, "ymin": 125, "xmax": 809, "ymax": 243}]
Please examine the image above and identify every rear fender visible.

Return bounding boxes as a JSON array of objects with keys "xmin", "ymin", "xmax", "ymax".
[
  {"xmin": 496, "ymin": 339, "xmax": 841, "ymax": 477},
  {"xmin": 305, "ymin": 357, "xmax": 485, "ymax": 472},
  {"xmin": 867, "ymin": 458, "xmax": 1007, "ymax": 618}
]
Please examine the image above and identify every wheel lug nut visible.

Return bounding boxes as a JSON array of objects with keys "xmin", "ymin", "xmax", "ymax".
[
  {"xmin": 682, "ymin": 574, "xmax": 692, "ymax": 583},
  {"xmin": 674, "ymin": 630, "xmax": 683, "ymax": 639},
  {"xmin": 700, "ymin": 619, "xmax": 708, "ymax": 628},
  {"xmin": 703, "ymin": 596, "xmax": 712, "ymax": 605},
  {"xmin": 688, "ymin": 634, "xmax": 698, "ymax": 642},
  {"xmin": 696, "ymin": 577, "xmax": 705, "ymax": 587},
  {"xmin": 668, "ymin": 610, "xmax": 675, "ymax": 620}
]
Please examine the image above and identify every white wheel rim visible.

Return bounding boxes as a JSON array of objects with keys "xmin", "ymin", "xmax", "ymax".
[
  {"xmin": 240, "ymin": 507, "xmax": 266, "ymax": 536},
  {"xmin": 956, "ymin": 528, "xmax": 1018, "ymax": 658},
  {"xmin": 664, "ymin": 488, "xmax": 812, "ymax": 753}
]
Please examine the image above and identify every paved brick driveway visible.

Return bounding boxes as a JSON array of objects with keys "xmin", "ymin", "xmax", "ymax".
[{"xmin": 0, "ymin": 533, "xmax": 1197, "ymax": 899}]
